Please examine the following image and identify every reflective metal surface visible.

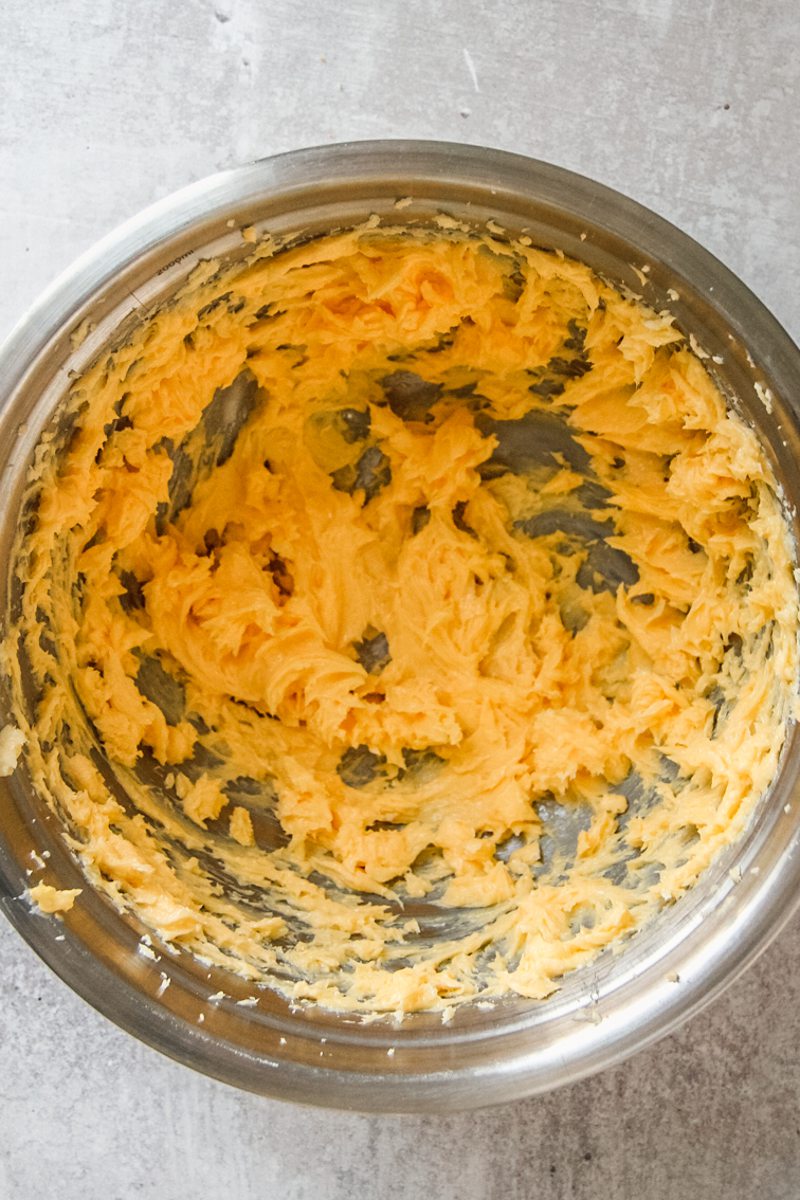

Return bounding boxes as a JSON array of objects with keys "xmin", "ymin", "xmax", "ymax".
[{"xmin": 1, "ymin": 140, "xmax": 799, "ymax": 1112}]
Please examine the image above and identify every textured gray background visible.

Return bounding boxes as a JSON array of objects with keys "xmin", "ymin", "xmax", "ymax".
[{"xmin": 1, "ymin": 1, "xmax": 799, "ymax": 1197}]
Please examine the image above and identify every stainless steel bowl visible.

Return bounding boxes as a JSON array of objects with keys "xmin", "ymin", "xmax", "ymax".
[{"xmin": 1, "ymin": 140, "xmax": 799, "ymax": 1113}]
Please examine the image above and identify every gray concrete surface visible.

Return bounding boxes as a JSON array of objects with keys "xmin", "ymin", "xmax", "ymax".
[{"xmin": 1, "ymin": 1, "xmax": 799, "ymax": 1196}]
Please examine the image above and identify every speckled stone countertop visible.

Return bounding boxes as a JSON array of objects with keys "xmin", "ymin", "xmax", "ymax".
[{"xmin": 1, "ymin": 2, "xmax": 799, "ymax": 1196}]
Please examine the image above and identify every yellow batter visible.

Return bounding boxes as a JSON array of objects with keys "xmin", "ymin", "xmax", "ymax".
[{"xmin": 7, "ymin": 223, "xmax": 798, "ymax": 1015}]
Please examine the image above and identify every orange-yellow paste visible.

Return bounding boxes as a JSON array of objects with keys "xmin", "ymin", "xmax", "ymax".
[{"xmin": 8, "ymin": 223, "xmax": 798, "ymax": 1014}]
